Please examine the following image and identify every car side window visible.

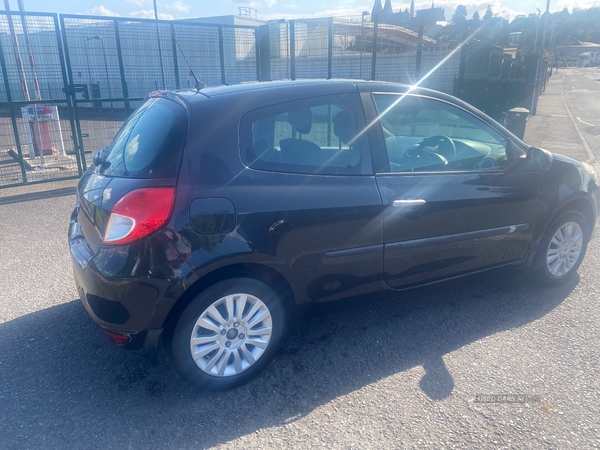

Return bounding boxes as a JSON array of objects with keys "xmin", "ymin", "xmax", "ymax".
[
  {"xmin": 240, "ymin": 93, "xmax": 371, "ymax": 175},
  {"xmin": 373, "ymin": 94, "xmax": 510, "ymax": 173}
]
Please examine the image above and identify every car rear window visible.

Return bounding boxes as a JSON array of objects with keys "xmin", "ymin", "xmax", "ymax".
[{"xmin": 98, "ymin": 97, "xmax": 187, "ymax": 178}]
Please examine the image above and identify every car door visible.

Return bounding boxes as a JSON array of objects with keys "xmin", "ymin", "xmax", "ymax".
[
  {"xmin": 365, "ymin": 92, "xmax": 540, "ymax": 289},
  {"xmin": 177, "ymin": 88, "xmax": 385, "ymax": 304},
  {"xmin": 235, "ymin": 92, "xmax": 385, "ymax": 302}
]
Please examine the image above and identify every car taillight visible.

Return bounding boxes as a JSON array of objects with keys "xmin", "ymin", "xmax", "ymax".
[{"xmin": 103, "ymin": 187, "xmax": 175, "ymax": 245}]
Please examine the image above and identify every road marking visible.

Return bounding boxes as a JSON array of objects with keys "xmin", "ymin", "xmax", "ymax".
[
  {"xmin": 577, "ymin": 117, "xmax": 596, "ymax": 127},
  {"xmin": 551, "ymin": 114, "xmax": 567, "ymax": 118},
  {"xmin": 563, "ymin": 101, "xmax": 596, "ymax": 162}
]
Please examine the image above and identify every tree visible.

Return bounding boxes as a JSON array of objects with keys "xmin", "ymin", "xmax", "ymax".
[
  {"xmin": 507, "ymin": 6, "xmax": 600, "ymax": 49},
  {"xmin": 452, "ymin": 5, "xmax": 468, "ymax": 25},
  {"xmin": 483, "ymin": 5, "xmax": 493, "ymax": 22},
  {"xmin": 510, "ymin": 13, "xmax": 540, "ymax": 48},
  {"xmin": 472, "ymin": 11, "xmax": 481, "ymax": 23}
]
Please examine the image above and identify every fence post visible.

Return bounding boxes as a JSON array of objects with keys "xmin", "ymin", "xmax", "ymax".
[
  {"xmin": 542, "ymin": 61, "xmax": 548, "ymax": 92},
  {"xmin": 170, "ymin": 23, "xmax": 180, "ymax": 89},
  {"xmin": 531, "ymin": 57, "xmax": 541, "ymax": 115},
  {"xmin": 218, "ymin": 26, "xmax": 226, "ymax": 85},
  {"xmin": 254, "ymin": 27, "xmax": 260, "ymax": 82},
  {"xmin": 371, "ymin": 19, "xmax": 378, "ymax": 81},
  {"xmin": 0, "ymin": 31, "xmax": 27, "ymax": 183},
  {"xmin": 4, "ymin": 7, "xmax": 31, "ymax": 103},
  {"xmin": 114, "ymin": 20, "xmax": 131, "ymax": 116},
  {"xmin": 415, "ymin": 19, "xmax": 424, "ymax": 80},
  {"xmin": 153, "ymin": 6, "xmax": 166, "ymax": 89},
  {"xmin": 256, "ymin": 24, "xmax": 271, "ymax": 82},
  {"xmin": 289, "ymin": 20, "xmax": 295, "ymax": 80},
  {"xmin": 58, "ymin": 14, "xmax": 86, "ymax": 173},
  {"xmin": 455, "ymin": 40, "xmax": 468, "ymax": 98},
  {"xmin": 327, "ymin": 17, "xmax": 333, "ymax": 79}
]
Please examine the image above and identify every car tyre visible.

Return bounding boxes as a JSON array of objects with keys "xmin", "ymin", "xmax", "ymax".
[
  {"xmin": 534, "ymin": 210, "xmax": 589, "ymax": 285},
  {"xmin": 171, "ymin": 278, "xmax": 286, "ymax": 390}
]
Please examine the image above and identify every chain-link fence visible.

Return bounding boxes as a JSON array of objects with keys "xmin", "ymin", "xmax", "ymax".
[
  {"xmin": 0, "ymin": 11, "xmax": 545, "ymax": 189},
  {"xmin": 0, "ymin": 12, "xmax": 82, "ymax": 186}
]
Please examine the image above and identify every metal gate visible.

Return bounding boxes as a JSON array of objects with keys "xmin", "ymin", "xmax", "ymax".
[
  {"xmin": 59, "ymin": 14, "xmax": 260, "ymax": 176},
  {"xmin": 0, "ymin": 12, "xmax": 260, "ymax": 188},
  {"xmin": 0, "ymin": 11, "xmax": 83, "ymax": 187}
]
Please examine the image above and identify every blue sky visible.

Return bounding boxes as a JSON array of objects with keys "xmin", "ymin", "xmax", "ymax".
[{"xmin": 10, "ymin": 0, "xmax": 600, "ymax": 22}]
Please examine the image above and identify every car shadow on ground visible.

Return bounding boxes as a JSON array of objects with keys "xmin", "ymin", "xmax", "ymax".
[
  {"xmin": 0, "ymin": 269, "xmax": 577, "ymax": 448},
  {"xmin": 0, "ymin": 187, "xmax": 76, "ymax": 206}
]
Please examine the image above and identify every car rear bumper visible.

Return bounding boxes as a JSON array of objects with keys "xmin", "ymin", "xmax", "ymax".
[{"xmin": 69, "ymin": 208, "xmax": 197, "ymax": 351}]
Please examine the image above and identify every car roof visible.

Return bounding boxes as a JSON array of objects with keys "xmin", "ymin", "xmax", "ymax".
[
  {"xmin": 156, "ymin": 79, "xmax": 494, "ymax": 128},
  {"xmin": 200, "ymin": 79, "xmax": 359, "ymax": 97},
  {"xmin": 167, "ymin": 79, "xmax": 443, "ymax": 103},
  {"xmin": 163, "ymin": 79, "xmax": 484, "ymax": 125}
]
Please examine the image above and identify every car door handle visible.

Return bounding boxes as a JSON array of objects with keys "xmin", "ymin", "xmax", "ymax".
[{"xmin": 393, "ymin": 199, "xmax": 426, "ymax": 208}]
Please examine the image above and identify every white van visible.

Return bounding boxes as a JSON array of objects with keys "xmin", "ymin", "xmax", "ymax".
[{"xmin": 577, "ymin": 52, "xmax": 600, "ymax": 67}]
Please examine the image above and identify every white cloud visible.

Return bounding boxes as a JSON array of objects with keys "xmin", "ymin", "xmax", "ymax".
[
  {"xmin": 126, "ymin": 0, "xmax": 152, "ymax": 6},
  {"xmin": 402, "ymin": 0, "xmax": 525, "ymax": 21},
  {"xmin": 234, "ymin": 0, "xmax": 277, "ymax": 8},
  {"xmin": 258, "ymin": 1, "xmax": 525, "ymax": 22},
  {"xmin": 90, "ymin": 5, "xmax": 120, "ymax": 16},
  {"xmin": 129, "ymin": 9, "xmax": 153, "ymax": 18},
  {"xmin": 553, "ymin": 0, "xmax": 600, "ymax": 11},
  {"xmin": 165, "ymin": 1, "xmax": 192, "ymax": 12},
  {"xmin": 285, "ymin": 1, "xmax": 298, "ymax": 9},
  {"xmin": 259, "ymin": 5, "xmax": 370, "ymax": 20},
  {"xmin": 129, "ymin": 9, "xmax": 175, "ymax": 19}
]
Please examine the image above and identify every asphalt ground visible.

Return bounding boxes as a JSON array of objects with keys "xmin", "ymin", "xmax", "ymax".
[{"xmin": 1, "ymin": 69, "xmax": 600, "ymax": 449}]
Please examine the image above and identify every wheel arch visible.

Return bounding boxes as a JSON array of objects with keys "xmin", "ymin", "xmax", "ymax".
[
  {"xmin": 526, "ymin": 194, "xmax": 595, "ymax": 268},
  {"xmin": 548, "ymin": 196, "xmax": 596, "ymax": 240},
  {"xmin": 162, "ymin": 263, "xmax": 297, "ymax": 344}
]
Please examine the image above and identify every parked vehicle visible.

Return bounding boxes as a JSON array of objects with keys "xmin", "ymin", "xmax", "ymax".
[
  {"xmin": 69, "ymin": 80, "xmax": 600, "ymax": 390},
  {"xmin": 577, "ymin": 52, "xmax": 600, "ymax": 67}
]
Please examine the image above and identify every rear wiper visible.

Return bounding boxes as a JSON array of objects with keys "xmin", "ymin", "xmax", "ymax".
[
  {"xmin": 93, "ymin": 147, "xmax": 112, "ymax": 170},
  {"xmin": 93, "ymin": 147, "xmax": 109, "ymax": 166}
]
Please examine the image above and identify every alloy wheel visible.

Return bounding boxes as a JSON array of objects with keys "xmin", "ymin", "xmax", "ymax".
[
  {"xmin": 189, "ymin": 293, "xmax": 273, "ymax": 377},
  {"xmin": 546, "ymin": 221, "xmax": 583, "ymax": 277}
]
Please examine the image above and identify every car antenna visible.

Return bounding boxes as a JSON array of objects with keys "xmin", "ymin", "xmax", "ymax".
[{"xmin": 169, "ymin": 28, "xmax": 206, "ymax": 91}]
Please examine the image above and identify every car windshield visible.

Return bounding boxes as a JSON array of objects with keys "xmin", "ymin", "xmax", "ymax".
[{"xmin": 99, "ymin": 97, "xmax": 188, "ymax": 178}]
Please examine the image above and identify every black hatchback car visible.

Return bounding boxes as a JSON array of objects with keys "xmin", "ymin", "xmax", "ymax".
[{"xmin": 69, "ymin": 80, "xmax": 599, "ymax": 390}]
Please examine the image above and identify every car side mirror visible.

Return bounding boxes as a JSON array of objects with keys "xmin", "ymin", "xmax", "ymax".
[{"xmin": 527, "ymin": 147, "xmax": 553, "ymax": 172}]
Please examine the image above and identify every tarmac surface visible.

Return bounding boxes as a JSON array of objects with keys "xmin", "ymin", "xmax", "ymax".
[
  {"xmin": 0, "ymin": 68, "xmax": 599, "ymax": 449},
  {"xmin": 525, "ymin": 67, "xmax": 600, "ymax": 164}
]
